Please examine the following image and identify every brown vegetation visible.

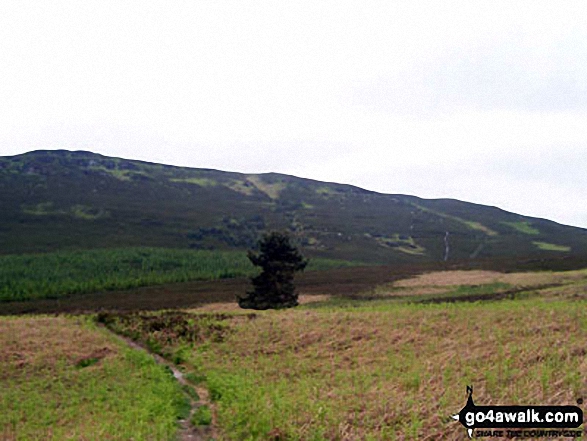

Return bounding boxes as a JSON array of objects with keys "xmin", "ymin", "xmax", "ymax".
[
  {"xmin": 0, "ymin": 316, "xmax": 117, "ymax": 375},
  {"xmin": 394, "ymin": 269, "xmax": 587, "ymax": 288}
]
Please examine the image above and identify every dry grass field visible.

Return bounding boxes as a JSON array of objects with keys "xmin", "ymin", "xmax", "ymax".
[
  {"xmin": 0, "ymin": 316, "xmax": 189, "ymax": 440},
  {"xmin": 93, "ymin": 269, "xmax": 587, "ymax": 440}
]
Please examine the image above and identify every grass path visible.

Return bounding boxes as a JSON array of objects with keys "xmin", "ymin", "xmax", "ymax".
[{"xmin": 99, "ymin": 324, "xmax": 218, "ymax": 441}]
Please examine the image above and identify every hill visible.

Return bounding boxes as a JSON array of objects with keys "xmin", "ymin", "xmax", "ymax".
[{"xmin": 1, "ymin": 149, "xmax": 586, "ymax": 263}]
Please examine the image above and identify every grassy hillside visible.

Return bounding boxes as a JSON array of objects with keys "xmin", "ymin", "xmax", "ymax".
[{"xmin": 2, "ymin": 149, "xmax": 586, "ymax": 264}]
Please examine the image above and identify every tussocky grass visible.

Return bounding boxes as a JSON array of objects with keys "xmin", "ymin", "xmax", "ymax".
[
  {"xmin": 0, "ymin": 315, "xmax": 189, "ymax": 440},
  {"xmin": 95, "ymin": 269, "xmax": 587, "ymax": 440},
  {"xmin": 187, "ymin": 298, "xmax": 587, "ymax": 440}
]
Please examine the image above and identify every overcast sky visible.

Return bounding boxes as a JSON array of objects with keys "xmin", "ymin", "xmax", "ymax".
[{"xmin": 1, "ymin": 1, "xmax": 586, "ymax": 228}]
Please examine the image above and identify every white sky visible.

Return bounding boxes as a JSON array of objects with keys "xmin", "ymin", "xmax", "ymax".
[{"xmin": 1, "ymin": 1, "xmax": 586, "ymax": 228}]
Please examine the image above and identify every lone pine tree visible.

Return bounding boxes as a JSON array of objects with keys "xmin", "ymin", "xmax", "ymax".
[{"xmin": 237, "ymin": 231, "xmax": 308, "ymax": 310}]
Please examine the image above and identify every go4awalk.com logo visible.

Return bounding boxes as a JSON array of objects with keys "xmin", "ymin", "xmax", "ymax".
[{"xmin": 452, "ymin": 386, "xmax": 584, "ymax": 439}]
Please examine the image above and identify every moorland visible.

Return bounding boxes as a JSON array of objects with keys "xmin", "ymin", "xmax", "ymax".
[{"xmin": 2, "ymin": 150, "xmax": 587, "ymax": 440}]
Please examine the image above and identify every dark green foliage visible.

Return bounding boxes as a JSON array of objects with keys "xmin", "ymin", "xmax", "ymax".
[
  {"xmin": 238, "ymin": 231, "xmax": 308, "ymax": 310},
  {"xmin": 174, "ymin": 394, "xmax": 192, "ymax": 421},
  {"xmin": 0, "ymin": 247, "xmax": 255, "ymax": 302},
  {"xmin": 191, "ymin": 405, "xmax": 212, "ymax": 426},
  {"xmin": 75, "ymin": 357, "xmax": 100, "ymax": 368},
  {"xmin": 185, "ymin": 372, "xmax": 207, "ymax": 384},
  {"xmin": 96, "ymin": 311, "xmax": 236, "ymax": 358},
  {"xmin": 162, "ymin": 365, "xmax": 175, "ymax": 378},
  {"xmin": 2, "ymin": 150, "xmax": 587, "ymax": 265},
  {"xmin": 188, "ymin": 215, "xmax": 265, "ymax": 249},
  {"xmin": 182, "ymin": 384, "xmax": 200, "ymax": 401}
]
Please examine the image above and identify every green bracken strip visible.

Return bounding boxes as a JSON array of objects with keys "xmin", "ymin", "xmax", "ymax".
[
  {"xmin": 532, "ymin": 241, "xmax": 571, "ymax": 252},
  {"xmin": 502, "ymin": 221, "xmax": 540, "ymax": 235}
]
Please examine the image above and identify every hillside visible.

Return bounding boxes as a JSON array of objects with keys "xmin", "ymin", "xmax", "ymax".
[{"xmin": 1, "ymin": 149, "xmax": 586, "ymax": 263}]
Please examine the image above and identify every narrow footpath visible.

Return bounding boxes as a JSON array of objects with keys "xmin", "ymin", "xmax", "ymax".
[{"xmin": 101, "ymin": 325, "xmax": 217, "ymax": 441}]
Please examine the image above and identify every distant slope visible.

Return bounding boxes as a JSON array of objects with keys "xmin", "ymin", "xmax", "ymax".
[{"xmin": 1, "ymin": 149, "xmax": 586, "ymax": 263}]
